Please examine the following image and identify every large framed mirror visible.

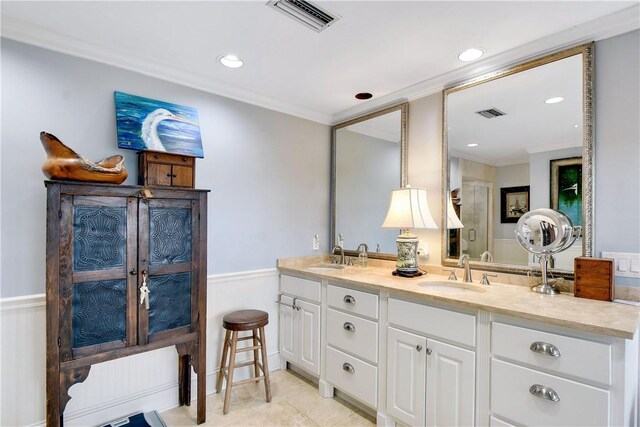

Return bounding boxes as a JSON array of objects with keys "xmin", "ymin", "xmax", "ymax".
[
  {"xmin": 441, "ymin": 43, "xmax": 593, "ymax": 277},
  {"xmin": 331, "ymin": 102, "xmax": 408, "ymax": 260}
]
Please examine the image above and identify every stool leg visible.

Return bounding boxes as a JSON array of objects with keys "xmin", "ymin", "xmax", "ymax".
[
  {"xmin": 216, "ymin": 330, "xmax": 231, "ymax": 393},
  {"xmin": 259, "ymin": 326, "xmax": 272, "ymax": 402},
  {"xmin": 252, "ymin": 329, "xmax": 260, "ymax": 378},
  {"xmin": 223, "ymin": 331, "xmax": 239, "ymax": 414}
]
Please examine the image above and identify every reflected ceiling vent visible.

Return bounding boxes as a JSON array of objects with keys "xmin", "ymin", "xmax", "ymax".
[
  {"xmin": 476, "ymin": 108, "xmax": 506, "ymax": 119},
  {"xmin": 266, "ymin": 0, "xmax": 340, "ymax": 32}
]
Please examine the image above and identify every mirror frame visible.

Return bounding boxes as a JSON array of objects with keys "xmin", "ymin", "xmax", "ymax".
[
  {"xmin": 441, "ymin": 43, "xmax": 594, "ymax": 278},
  {"xmin": 331, "ymin": 102, "xmax": 409, "ymax": 260}
]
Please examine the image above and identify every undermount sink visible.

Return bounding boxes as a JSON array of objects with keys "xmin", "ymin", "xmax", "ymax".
[
  {"xmin": 417, "ymin": 281, "xmax": 486, "ymax": 293},
  {"xmin": 306, "ymin": 263, "xmax": 345, "ymax": 272}
]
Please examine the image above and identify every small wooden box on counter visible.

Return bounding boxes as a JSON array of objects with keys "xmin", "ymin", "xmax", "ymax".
[
  {"xmin": 138, "ymin": 151, "xmax": 195, "ymax": 188},
  {"xmin": 574, "ymin": 257, "xmax": 614, "ymax": 301}
]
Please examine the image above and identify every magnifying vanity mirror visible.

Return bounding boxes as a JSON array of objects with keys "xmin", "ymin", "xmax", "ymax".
[
  {"xmin": 515, "ymin": 208, "xmax": 582, "ymax": 294},
  {"xmin": 331, "ymin": 102, "xmax": 408, "ymax": 260},
  {"xmin": 441, "ymin": 43, "xmax": 593, "ymax": 277}
]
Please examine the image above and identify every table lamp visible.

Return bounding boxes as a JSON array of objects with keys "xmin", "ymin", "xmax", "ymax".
[
  {"xmin": 381, "ymin": 186, "xmax": 438, "ymax": 277},
  {"xmin": 447, "ymin": 192, "xmax": 464, "ymax": 229}
]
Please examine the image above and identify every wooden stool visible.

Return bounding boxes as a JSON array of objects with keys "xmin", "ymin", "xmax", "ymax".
[{"xmin": 215, "ymin": 309, "xmax": 272, "ymax": 414}]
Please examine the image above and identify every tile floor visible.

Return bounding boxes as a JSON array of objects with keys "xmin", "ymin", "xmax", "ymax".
[{"xmin": 161, "ymin": 369, "xmax": 376, "ymax": 426}]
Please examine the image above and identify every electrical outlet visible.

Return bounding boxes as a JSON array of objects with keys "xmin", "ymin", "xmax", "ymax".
[
  {"xmin": 313, "ymin": 234, "xmax": 320, "ymax": 251},
  {"xmin": 417, "ymin": 242, "xmax": 429, "ymax": 259},
  {"xmin": 601, "ymin": 252, "xmax": 640, "ymax": 278}
]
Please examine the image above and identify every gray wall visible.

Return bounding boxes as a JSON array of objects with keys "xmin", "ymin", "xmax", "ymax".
[
  {"xmin": 1, "ymin": 39, "xmax": 330, "ymax": 298},
  {"xmin": 595, "ymin": 30, "xmax": 640, "ymax": 286},
  {"xmin": 2, "ymin": 29, "xmax": 638, "ymax": 297}
]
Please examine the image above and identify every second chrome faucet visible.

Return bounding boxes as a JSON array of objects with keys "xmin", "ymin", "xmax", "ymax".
[{"xmin": 458, "ymin": 254, "xmax": 472, "ymax": 283}]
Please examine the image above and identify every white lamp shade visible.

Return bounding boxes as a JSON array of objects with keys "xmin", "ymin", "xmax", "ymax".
[
  {"xmin": 382, "ymin": 187, "xmax": 438, "ymax": 229},
  {"xmin": 447, "ymin": 193, "xmax": 465, "ymax": 229}
]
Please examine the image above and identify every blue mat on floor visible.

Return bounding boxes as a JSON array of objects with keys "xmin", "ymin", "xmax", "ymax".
[{"xmin": 101, "ymin": 411, "xmax": 166, "ymax": 427}]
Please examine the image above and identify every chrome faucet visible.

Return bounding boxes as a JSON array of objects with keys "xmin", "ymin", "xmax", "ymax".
[
  {"xmin": 480, "ymin": 251, "xmax": 494, "ymax": 263},
  {"xmin": 458, "ymin": 254, "xmax": 472, "ymax": 283},
  {"xmin": 332, "ymin": 245, "xmax": 345, "ymax": 265}
]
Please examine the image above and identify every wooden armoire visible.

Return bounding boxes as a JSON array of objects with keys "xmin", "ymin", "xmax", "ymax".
[{"xmin": 45, "ymin": 180, "xmax": 208, "ymax": 426}]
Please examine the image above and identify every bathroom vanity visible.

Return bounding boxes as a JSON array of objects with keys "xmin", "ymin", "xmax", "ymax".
[{"xmin": 277, "ymin": 257, "xmax": 639, "ymax": 427}]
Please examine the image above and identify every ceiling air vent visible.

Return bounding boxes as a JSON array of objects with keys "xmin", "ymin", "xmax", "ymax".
[
  {"xmin": 267, "ymin": 0, "xmax": 340, "ymax": 32},
  {"xmin": 475, "ymin": 108, "xmax": 507, "ymax": 119}
]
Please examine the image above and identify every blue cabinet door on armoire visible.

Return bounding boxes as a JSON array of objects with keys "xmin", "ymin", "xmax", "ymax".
[{"xmin": 45, "ymin": 181, "xmax": 209, "ymax": 426}]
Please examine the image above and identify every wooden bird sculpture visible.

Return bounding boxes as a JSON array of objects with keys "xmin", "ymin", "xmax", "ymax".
[{"xmin": 40, "ymin": 131, "xmax": 128, "ymax": 184}]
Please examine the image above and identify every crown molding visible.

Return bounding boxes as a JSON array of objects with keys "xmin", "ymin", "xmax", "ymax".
[
  {"xmin": 2, "ymin": 4, "xmax": 638, "ymax": 127},
  {"xmin": 332, "ymin": 4, "xmax": 640, "ymax": 123},
  {"xmin": 1, "ymin": 16, "xmax": 333, "ymax": 125}
]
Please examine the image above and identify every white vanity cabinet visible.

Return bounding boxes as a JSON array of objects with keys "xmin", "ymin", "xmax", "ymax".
[
  {"xmin": 386, "ymin": 298, "xmax": 476, "ymax": 427},
  {"xmin": 325, "ymin": 284, "xmax": 380, "ymax": 408},
  {"xmin": 278, "ymin": 274, "xmax": 321, "ymax": 376},
  {"xmin": 489, "ymin": 318, "xmax": 639, "ymax": 427}
]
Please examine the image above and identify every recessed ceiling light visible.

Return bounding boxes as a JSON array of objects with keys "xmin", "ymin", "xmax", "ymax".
[
  {"xmin": 573, "ymin": 124, "xmax": 579, "ymax": 128},
  {"xmin": 218, "ymin": 54, "xmax": 244, "ymax": 68},
  {"xmin": 458, "ymin": 48, "xmax": 484, "ymax": 62},
  {"xmin": 355, "ymin": 92, "xmax": 373, "ymax": 100},
  {"xmin": 545, "ymin": 97, "xmax": 565, "ymax": 104},
  {"xmin": 467, "ymin": 143, "xmax": 478, "ymax": 147}
]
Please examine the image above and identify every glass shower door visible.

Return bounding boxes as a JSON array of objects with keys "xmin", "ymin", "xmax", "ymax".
[{"xmin": 461, "ymin": 182, "xmax": 489, "ymax": 259}]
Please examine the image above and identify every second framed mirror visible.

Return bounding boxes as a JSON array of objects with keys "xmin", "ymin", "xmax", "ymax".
[
  {"xmin": 441, "ymin": 43, "xmax": 593, "ymax": 277},
  {"xmin": 331, "ymin": 102, "xmax": 408, "ymax": 260}
]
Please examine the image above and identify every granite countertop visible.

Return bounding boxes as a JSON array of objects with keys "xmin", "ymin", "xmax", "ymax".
[{"xmin": 278, "ymin": 256, "xmax": 640, "ymax": 339}]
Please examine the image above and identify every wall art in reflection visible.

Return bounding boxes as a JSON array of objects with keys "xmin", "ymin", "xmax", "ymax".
[{"xmin": 550, "ymin": 157, "xmax": 582, "ymax": 226}]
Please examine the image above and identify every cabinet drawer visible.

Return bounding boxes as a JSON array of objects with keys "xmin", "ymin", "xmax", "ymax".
[
  {"xmin": 492, "ymin": 322, "xmax": 611, "ymax": 386},
  {"xmin": 145, "ymin": 152, "xmax": 194, "ymax": 165},
  {"xmin": 388, "ymin": 298, "xmax": 475, "ymax": 347},
  {"xmin": 327, "ymin": 309, "xmax": 378, "ymax": 364},
  {"xmin": 326, "ymin": 346, "xmax": 378, "ymax": 408},
  {"xmin": 491, "ymin": 359, "xmax": 609, "ymax": 427},
  {"xmin": 281, "ymin": 275, "xmax": 321, "ymax": 302},
  {"xmin": 327, "ymin": 284, "xmax": 378, "ymax": 319}
]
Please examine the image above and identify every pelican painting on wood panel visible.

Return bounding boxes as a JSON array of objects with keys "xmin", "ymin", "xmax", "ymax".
[{"xmin": 140, "ymin": 108, "xmax": 198, "ymax": 152}]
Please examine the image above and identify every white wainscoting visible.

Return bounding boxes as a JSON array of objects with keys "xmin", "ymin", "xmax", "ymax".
[{"xmin": 0, "ymin": 268, "xmax": 281, "ymax": 427}]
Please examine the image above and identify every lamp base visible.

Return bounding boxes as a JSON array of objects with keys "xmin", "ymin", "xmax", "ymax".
[{"xmin": 392, "ymin": 269, "xmax": 423, "ymax": 278}]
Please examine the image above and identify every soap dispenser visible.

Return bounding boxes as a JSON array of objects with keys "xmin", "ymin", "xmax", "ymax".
[{"xmin": 357, "ymin": 243, "xmax": 368, "ymax": 268}]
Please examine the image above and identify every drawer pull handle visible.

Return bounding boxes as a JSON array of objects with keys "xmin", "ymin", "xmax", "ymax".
[
  {"xmin": 530, "ymin": 341, "xmax": 561, "ymax": 357},
  {"xmin": 343, "ymin": 295, "xmax": 356, "ymax": 304},
  {"xmin": 529, "ymin": 384, "xmax": 560, "ymax": 402},
  {"xmin": 343, "ymin": 322, "xmax": 356, "ymax": 332},
  {"xmin": 342, "ymin": 363, "xmax": 355, "ymax": 374}
]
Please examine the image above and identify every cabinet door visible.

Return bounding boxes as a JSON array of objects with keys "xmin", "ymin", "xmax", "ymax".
[
  {"xmin": 138, "ymin": 197, "xmax": 199, "ymax": 344},
  {"xmin": 297, "ymin": 300, "xmax": 320, "ymax": 376},
  {"xmin": 147, "ymin": 163, "xmax": 173, "ymax": 186},
  {"xmin": 171, "ymin": 165, "xmax": 194, "ymax": 188},
  {"xmin": 278, "ymin": 295, "xmax": 297, "ymax": 362},
  {"xmin": 387, "ymin": 327, "xmax": 427, "ymax": 426},
  {"xmin": 426, "ymin": 339, "xmax": 475, "ymax": 427},
  {"xmin": 60, "ymin": 194, "xmax": 138, "ymax": 360}
]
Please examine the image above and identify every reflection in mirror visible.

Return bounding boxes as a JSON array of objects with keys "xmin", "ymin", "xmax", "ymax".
[
  {"xmin": 442, "ymin": 44, "xmax": 593, "ymax": 277},
  {"xmin": 332, "ymin": 103, "xmax": 408, "ymax": 259}
]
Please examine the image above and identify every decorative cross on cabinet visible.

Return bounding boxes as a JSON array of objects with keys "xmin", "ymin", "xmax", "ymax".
[{"xmin": 45, "ymin": 181, "xmax": 208, "ymax": 426}]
